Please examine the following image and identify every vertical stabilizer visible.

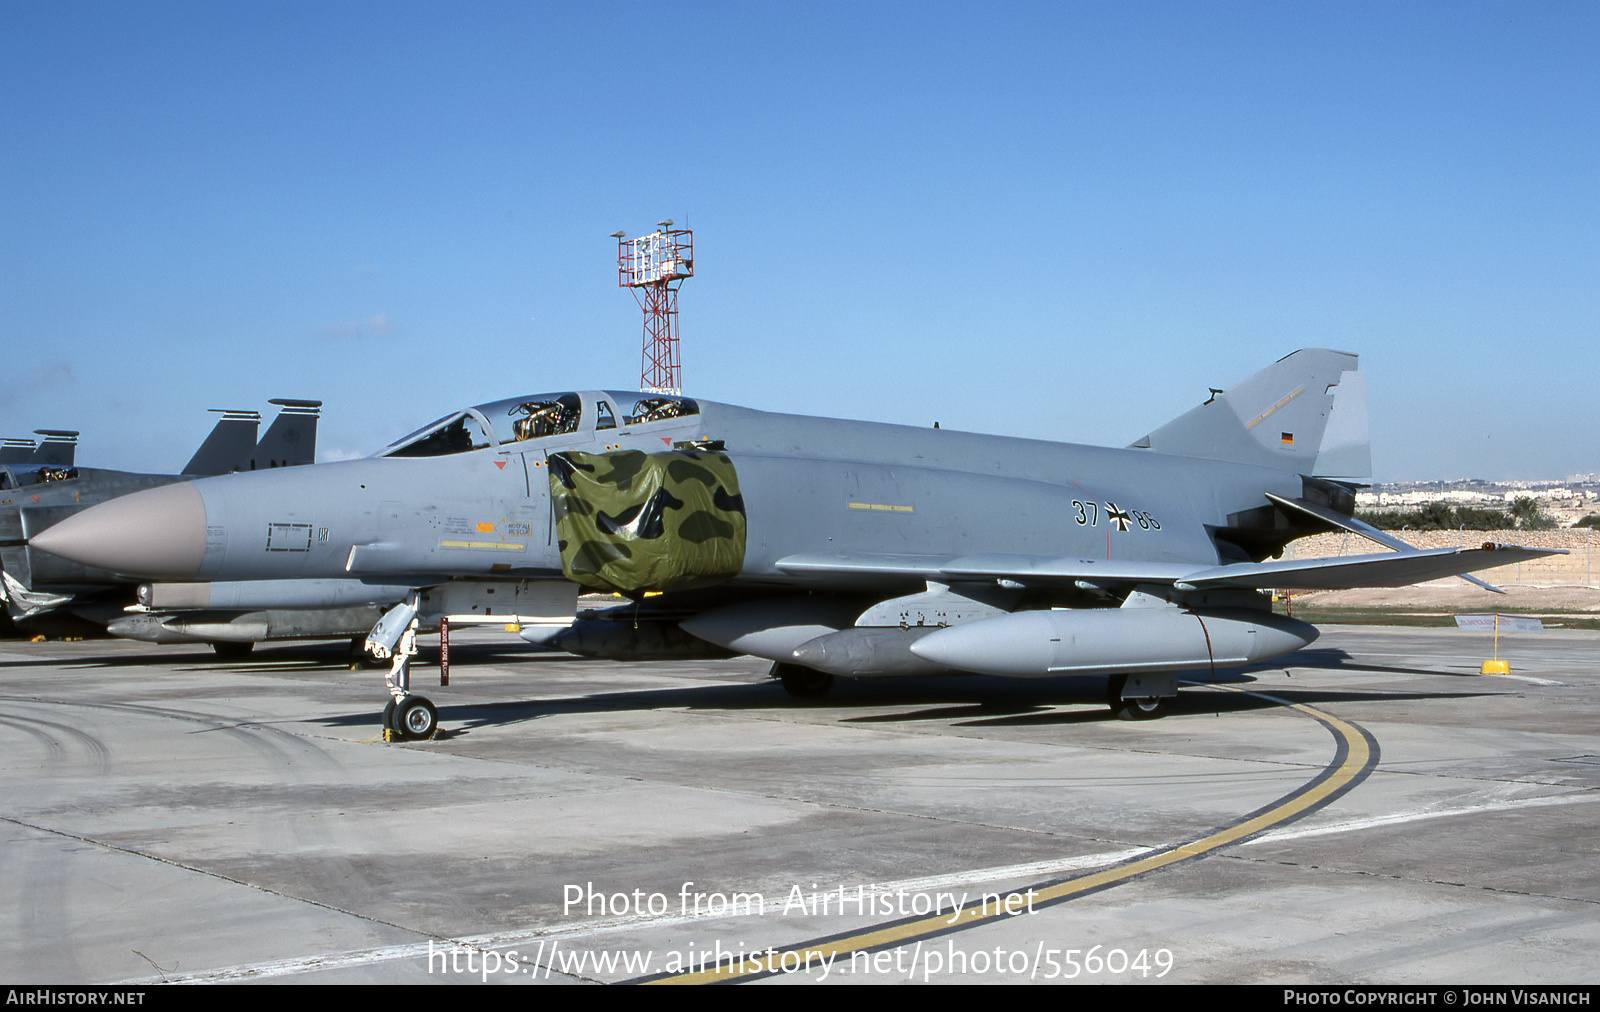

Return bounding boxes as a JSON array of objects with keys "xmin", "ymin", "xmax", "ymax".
[
  {"xmin": 183, "ymin": 411, "xmax": 260, "ymax": 476},
  {"xmin": 1, "ymin": 439, "xmax": 37, "ymax": 465},
  {"xmin": 1132, "ymin": 349, "xmax": 1366, "ymax": 479},
  {"xmin": 1311, "ymin": 370, "xmax": 1370, "ymax": 481},
  {"xmin": 248, "ymin": 399, "xmax": 321, "ymax": 469},
  {"xmin": 31, "ymin": 430, "xmax": 79, "ymax": 467}
]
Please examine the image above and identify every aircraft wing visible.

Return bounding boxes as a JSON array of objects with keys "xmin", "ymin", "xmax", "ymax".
[
  {"xmin": 775, "ymin": 544, "xmax": 1564, "ymax": 592},
  {"xmin": 1173, "ymin": 544, "xmax": 1562, "ymax": 591},
  {"xmin": 774, "ymin": 553, "xmax": 1195, "ymax": 585}
]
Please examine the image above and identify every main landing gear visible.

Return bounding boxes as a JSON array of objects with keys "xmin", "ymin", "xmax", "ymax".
[{"xmin": 1106, "ymin": 673, "xmax": 1172, "ymax": 721}]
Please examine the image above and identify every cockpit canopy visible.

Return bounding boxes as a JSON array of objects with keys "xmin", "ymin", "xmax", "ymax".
[
  {"xmin": 0, "ymin": 465, "xmax": 79, "ymax": 490},
  {"xmin": 379, "ymin": 392, "xmax": 700, "ymax": 458}
]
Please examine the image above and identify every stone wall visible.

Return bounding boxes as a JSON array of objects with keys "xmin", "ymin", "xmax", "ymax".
[{"xmin": 1284, "ymin": 529, "xmax": 1600, "ymax": 587}]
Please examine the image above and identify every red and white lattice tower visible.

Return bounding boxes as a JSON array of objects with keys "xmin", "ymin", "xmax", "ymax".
[{"xmin": 615, "ymin": 221, "xmax": 693, "ymax": 394}]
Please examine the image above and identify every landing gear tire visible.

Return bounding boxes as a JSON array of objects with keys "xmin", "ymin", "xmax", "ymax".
[
  {"xmin": 391, "ymin": 695, "xmax": 438, "ymax": 740},
  {"xmin": 1107, "ymin": 674, "xmax": 1169, "ymax": 721},
  {"xmin": 773, "ymin": 662, "xmax": 833, "ymax": 700},
  {"xmin": 210, "ymin": 641, "xmax": 254, "ymax": 661},
  {"xmin": 382, "ymin": 698, "xmax": 397, "ymax": 732}
]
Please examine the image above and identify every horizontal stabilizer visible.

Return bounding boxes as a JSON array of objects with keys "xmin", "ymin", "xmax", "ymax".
[
  {"xmin": 1267, "ymin": 493, "xmax": 1410, "ymax": 552},
  {"xmin": 1267, "ymin": 492, "xmax": 1506, "ymax": 594}
]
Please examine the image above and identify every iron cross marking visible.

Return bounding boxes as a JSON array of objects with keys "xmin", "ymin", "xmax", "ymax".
[{"xmin": 1106, "ymin": 503, "xmax": 1132, "ymax": 531}]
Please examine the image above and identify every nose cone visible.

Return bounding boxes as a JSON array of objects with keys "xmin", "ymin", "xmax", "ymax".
[{"xmin": 29, "ymin": 482, "xmax": 207, "ymax": 580}]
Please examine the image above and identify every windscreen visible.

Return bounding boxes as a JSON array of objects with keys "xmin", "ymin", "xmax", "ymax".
[{"xmin": 382, "ymin": 411, "xmax": 495, "ymax": 457}]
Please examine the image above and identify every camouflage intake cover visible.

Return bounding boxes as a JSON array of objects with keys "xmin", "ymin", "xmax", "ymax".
[{"xmin": 548, "ymin": 448, "xmax": 746, "ymax": 595}]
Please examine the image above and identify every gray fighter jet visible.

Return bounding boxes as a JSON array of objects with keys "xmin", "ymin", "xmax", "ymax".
[
  {"xmin": 0, "ymin": 429, "xmax": 80, "ymax": 487},
  {"xmin": 1, "ymin": 400, "xmax": 324, "ymax": 642},
  {"xmin": 31, "ymin": 351, "xmax": 1560, "ymax": 738}
]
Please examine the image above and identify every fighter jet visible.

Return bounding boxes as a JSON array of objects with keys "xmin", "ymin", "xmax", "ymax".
[
  {"xmin": 1, "ymin": 400, "xmax": 324, "ymax": 642},
  {"xmin": 0, "ymin": 429, "xmax": 80, "ymax": 489},
  {"xmin": 31, "ymin": 351, "xmax": 1560, "ymax": 738}
]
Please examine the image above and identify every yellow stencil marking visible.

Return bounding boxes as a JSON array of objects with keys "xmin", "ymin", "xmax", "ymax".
[
  {"xmin": 439, "ymin": 541, "xmax": 525, "ymax": 551},
  {"xmin": 1246, "ymin": 386, "xmax": 1305, "ymax": 429}
]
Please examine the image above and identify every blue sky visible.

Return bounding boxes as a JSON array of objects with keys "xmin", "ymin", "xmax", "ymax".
[{"xmin": 2, "ymin": 2, "xmax": 1595, "ymax": 481}]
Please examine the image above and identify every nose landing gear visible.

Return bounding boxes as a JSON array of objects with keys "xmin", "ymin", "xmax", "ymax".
[{"xmin": 371, "ymin": 594, "xmax": 442, "ymax": 741}]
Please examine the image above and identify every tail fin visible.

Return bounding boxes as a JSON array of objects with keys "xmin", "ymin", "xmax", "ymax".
[
  {"xmin": 183, "ymin": 410, "xmax": 260, "ymax": 476},
  {"xmin": 247, "ymin": 399, "xmax": 321, "ymax": 469},
  {"xmin": 1131, "ymin": 349, "xmax": 1371, "ymax": 481},
  {"xmin": 2, "ymin": 438, "xmax": 37, "ymax": 465},
  {"xmin": 31, "ymin": 430, "xmax": 79, "ymax": 467}
]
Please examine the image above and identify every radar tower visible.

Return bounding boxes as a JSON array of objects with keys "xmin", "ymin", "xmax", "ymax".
[{"xmin": 613, "ymin": 220, "xmax": 693, "ymax": 394}]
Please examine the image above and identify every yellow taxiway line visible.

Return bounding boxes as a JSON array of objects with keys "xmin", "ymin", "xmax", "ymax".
[{"xmin": 634, "ymin": 687, "xmax": 1378, "ymax": 984}]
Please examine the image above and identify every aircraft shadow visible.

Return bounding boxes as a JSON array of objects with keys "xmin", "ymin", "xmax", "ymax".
[
  {"xmin": 946, "ymin": 686, "xmax": 1502, "ymax": 727},
  {"xmin": 315, "ymin": 664, "xmax": 1504, "ymax": 735},
  {"xmin": 1251, "ymin": 647, "xmax": 1464, "ymax": 678},
  {"xmin": 7, "ymin": 641, "xmax": 1502, "ymax": 735}
]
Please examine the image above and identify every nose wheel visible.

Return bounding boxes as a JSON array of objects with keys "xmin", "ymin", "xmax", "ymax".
[{"xmin": 385, "ymin": 695, "xmax": 439, "ymax": 741}]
